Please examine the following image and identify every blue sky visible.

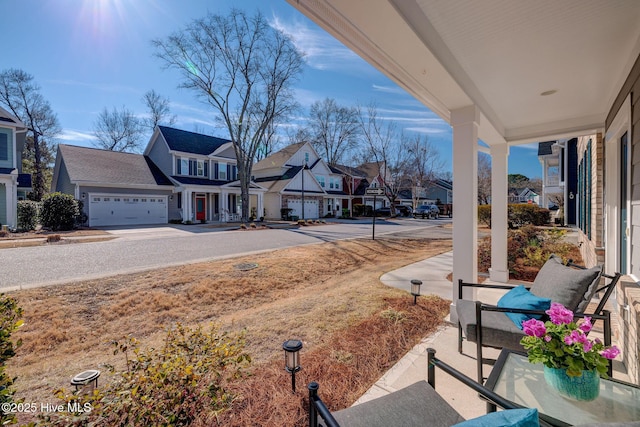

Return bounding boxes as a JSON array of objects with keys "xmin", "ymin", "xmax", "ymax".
[{"xmin": 2, "ymin": 0, "xmax": 541, "ymax": 178}]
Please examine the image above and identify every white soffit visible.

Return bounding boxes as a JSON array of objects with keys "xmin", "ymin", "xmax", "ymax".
[{"xmin": 287, "ymin": 0, "xmax": 640, "ymax": 144}]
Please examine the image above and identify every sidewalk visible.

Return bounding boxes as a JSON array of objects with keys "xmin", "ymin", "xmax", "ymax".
[{"xmin": 352, "ymin": 251, "xmax": 625, "ymax": 421}]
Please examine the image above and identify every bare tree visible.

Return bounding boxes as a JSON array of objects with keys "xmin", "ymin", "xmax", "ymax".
[
  {"xmin": 287, "ymin": 127, "xmax": 311, "ymax": 146},
  {"xmin": 93, "ymin": 106, "xmax": 144, "ymax": 152},
  {"xmin": 142, "ymin": 89, "xmax": 176, "ymax": 130},
  {"xmin": 478, "ymin": 152, "xmax": 492, "ymax": 204},
  {"xmin": 358, "ymin": 103, "xmax": 403, "ymax": 212},
  {"xmin": 0, "ymin": 68, "xmax": 60, "ymax": 201},
  {"xmin": 307, "ymin": 97, "xmax": 359, "ymax": 166},
  {"xmin": 403, "ymin": 133, "xmax": 444, "ymax": 209},
  {"xmin": 255, "ymin": 119, "xmax": 281, "ymax": 162},
  {"xmin": 153, "ymin": 9, "xmax": 304, "ymax": 222}
]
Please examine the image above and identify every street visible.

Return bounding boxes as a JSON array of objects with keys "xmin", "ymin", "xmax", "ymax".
[{"xmin": 1, "ymin": 218, "xmax": 450, "ymax": 291}]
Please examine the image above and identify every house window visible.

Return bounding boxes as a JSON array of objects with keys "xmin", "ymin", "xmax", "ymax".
[
  {"xmin": 316, "ymin": 176, "xmax": 325, "ymax": 187},
  {"xmin": 304, "ymin": 152, "xmax": 309, "ymax": 164},
  {"xmin": 334, "ymin": 179, "xmax": 340, "ymax": 190},
  {"xmin": 197, "ymin": 160, "xmax": 204, "ymax": 177},
  {"xmin": 219, "ymin": 162, "xmax": 227, "ymax": 180},
  {"xmin": 0, "ymin": 133, "xmax": 7, "ymax": 161},
  {"xmin": 180, "ymin": 158, "xmax": 189, "ymax": 176}
]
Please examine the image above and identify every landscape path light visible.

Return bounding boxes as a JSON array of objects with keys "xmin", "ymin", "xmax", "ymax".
[
  {"xmin": 71, "ymin": 369, "xmax": 101, "ymax": 394},
  {"xmin": 411, "ymin": 279, "xmax": 422, "ymax": 305},
  {"xmin": 283, "ymin": 339, "xmax": 303, "ymax": 393}
]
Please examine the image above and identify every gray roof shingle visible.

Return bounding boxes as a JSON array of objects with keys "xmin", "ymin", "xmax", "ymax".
[
  {"xmin": 158, "ymin": 126, "xmax": 231, "ymax": 155},
  {"xmin": 59, "ymin": 144, "xmax": 172, "ymax": 186}
]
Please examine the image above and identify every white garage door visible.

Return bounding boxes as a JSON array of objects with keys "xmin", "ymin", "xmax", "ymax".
[
  {"xmin": 288, "ymin": 199, "xmax": 318, "ymax": 219},
  {"xmin": 89, "ymin": 194, "xmax": 168, "ymax": 227}
]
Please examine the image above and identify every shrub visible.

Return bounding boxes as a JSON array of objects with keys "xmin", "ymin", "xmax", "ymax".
[
  {"xmin": 297, "ymin": 219, "xmax": 307, "ymax": 226},
  {"xmin": 17, "ymin": 200, "xmax": 40, "ymax": 231},
  {"xmin": 478, "ymin": 226, "xmax": 578, "ymax": 281},
  {"xmin": 353, "ymin": 204, "xmax": 372, "ymax": 217},
  {"xmin": 0, "ymin": 294, "xmax": 23, "ymax": 426},
  {"xmin": 40, "ymin": 193, "xmax": 79, "ymax": 231},
  {"xmin": 44, "ymin": 324, "xmax": 250, "ymax": 426},
  {"xmin": 46, "ymin": 234, "xmax": 61, "ymax": 243},
  {"xmin": 508, "ymin": 204, "xmax": 550, "ymax": 228},
  {"xmin": 478, "ymin": 204, "xmax": 491, "ymax": 227}
]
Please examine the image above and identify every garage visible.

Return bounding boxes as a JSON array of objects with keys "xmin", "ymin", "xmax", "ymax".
[
  {"xmin": 89, "ymin": 194, "xmax": 168, "ymax": 227},
  {"xmin": 287, "ymin": 199, "xmax": 318, "ymax": 219}
]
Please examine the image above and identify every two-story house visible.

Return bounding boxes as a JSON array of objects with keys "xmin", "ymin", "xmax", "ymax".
[
  {"xmin": 0, "ymin": 106, "xmax": 28, "ymax": 229},
  {"xmin": 51, "ymin": 126, "xmax": 266, "ymax": 227},
  {"xmin": 145, "ymin": 126, "xmax": 266, "ymax": 222},
  {"xmin": 538, "ymin": 139, "xmax": 578, "ymax": 225},
  {"xmin": 252, "ymin": 142, "xmax": 348, "ymax": 219}
]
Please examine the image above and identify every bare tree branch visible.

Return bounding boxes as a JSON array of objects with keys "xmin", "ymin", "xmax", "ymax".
[
  {"xmin": 142, "ymin": 89, "xmax": 176, "ymax": 130},
  {"xmin": 152, "ymin": 9, "xmax": 304, "ymax": 222},
  {"xmin": 92, "ymin": 106, "xmax": 144, "ymax": 152}
]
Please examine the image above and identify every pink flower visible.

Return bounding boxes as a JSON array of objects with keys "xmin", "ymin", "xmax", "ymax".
[
  {"xmin": 544, "ymin": 335, "xmax": 551, "ymax": 342},
  {"xmin": 601, "ymin": 346, "xmax": 620, "ymax": 360},
  {"xmin": 522, "ymin": 318, "xmax": 546, "ymax": 337},
  {"xmin": 579, "ymin": 317, "xmax": 592, "ymax": 333},
  {"xmin": 582, "ymin": 340, "xmax": 593, "ymax": 353},
  {"xmin": 546, "ymin": 303, "xmax": 574, "ymax": 325}
]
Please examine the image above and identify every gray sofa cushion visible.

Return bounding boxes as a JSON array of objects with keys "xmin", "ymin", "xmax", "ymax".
[
  {"xmin": 530, "ymin": 254, "xmax": 602, "ymax": 312},
  {"xmin": 456, "ymin": 299, "xmax": 525, "ymax": 350},
  {"xmin": 333, "ymin": 380, "xmax": 464, "ymax": 427}
]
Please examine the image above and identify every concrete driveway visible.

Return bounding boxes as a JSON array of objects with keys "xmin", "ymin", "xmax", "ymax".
[{"xmin": 1, "ymin": 220, "xmax": 450, "ymax": 291}]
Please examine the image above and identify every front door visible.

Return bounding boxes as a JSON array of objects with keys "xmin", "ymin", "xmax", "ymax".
[{"xmin": 196, "ymin": 196, "xmax": 206, "ymax": 221}]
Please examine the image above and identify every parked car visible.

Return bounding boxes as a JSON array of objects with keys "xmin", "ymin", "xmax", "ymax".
[
  {"xmin": 414, "ymin": 204, "xmax": 440, "ymax": 219},
  {"xmin": 373, "ymin": 207, "xmax": 391, "ymax": 216},
  {"xmin": 395, "ymin": 205, "xmax": 413, "ymax": 217}
]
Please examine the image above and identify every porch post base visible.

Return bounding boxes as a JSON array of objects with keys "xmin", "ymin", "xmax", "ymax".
[{"xmin": 488, "ymin": 268, "xmax": 509, "ymax": 283}]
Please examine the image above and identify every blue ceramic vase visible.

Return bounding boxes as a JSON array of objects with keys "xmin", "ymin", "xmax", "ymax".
[{"xmin": 543, "ymin": 366, "xmax": 600, "ymax": 401}]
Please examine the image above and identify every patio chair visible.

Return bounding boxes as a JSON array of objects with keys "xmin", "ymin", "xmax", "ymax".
[
  {"xmin": 456, "ymin": 254, "xmax": 621, "ymax": 383},
  {"xmin": 308, "ymin": 348, "xmax": 550, "ymax": 427}
]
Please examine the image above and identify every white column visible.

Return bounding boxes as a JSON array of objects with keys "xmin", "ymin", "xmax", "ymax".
[
  {"xmin": 220, "ymin": 191, "xmax": 228, "ymax": 222},
  {"xmin": 5, "ymin": 178, "xmax": 16, "ymax": 229},
  {"xmin": 185, "ymin": 191, "xmax": 192, "ymax": 222},
  {"xmin": 489, "ymin": 143, "xmax": 510, "ymax": 282},
  {"xmin": 451, "ymin": 105, "xmax": 479, "ymax": 323},
  {"xmin": 257, "ymin": 193, "xmax": 264, "ymax": 220}
]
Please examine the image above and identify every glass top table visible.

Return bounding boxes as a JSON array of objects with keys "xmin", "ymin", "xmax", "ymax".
[{"xmin": 485, "ymin": 349, "xmax": 640, "ymax": 426}]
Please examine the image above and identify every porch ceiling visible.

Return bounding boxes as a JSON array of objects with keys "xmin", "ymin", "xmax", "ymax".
[{"xmin": 286, "ymin": 0, "xmax": 640, "ymax": 145}]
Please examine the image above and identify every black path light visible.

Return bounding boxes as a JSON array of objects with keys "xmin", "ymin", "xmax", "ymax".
[
  {"xmin": 411, "ymin": 279, "xmax": 422, "ymax": 305},
  {"xmin": 283, "ymin": 339, "xmax": 303, "ymax": 393}
]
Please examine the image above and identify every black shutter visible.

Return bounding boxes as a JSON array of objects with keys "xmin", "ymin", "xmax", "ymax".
[
  {"xmin": 204, "ymin": 161, "xmax": 209, "ymax": 178},
  {"xmin": 176, "ymin": 157, "xmax": 181, "ymax": 175},
  {"xmin": 214, "ymin": 162, "xmax": 219, "ymax": 179},
  {"xmin": 227, "ymin": 164, "xmax": 231, "ymax": 181}
]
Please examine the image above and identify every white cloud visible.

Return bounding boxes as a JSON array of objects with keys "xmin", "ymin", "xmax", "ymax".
[
  {"xmin": 372, "ymin": 84, "xmax": 407, "ymax": 95},
  {"xmin": 58, "ymin": 129, "xmax": 97, "ymax": 142},
  {"xmin": 270, "ymin": 15, "xmax": 365, "ymax": 72}
]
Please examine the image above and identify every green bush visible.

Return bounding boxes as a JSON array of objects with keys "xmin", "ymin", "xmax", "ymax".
[
  {"xmin": 353, "ymin": 204, "xmax": 372, "ymax": 217},
  {"xmin": 17, "ymin": 200, "xmax": 40, "ymax": 231},
  {"xmin": 0, "ymin": 294, "xmax": 23, "ymax": 426},
  {"xmin": 40, "ymin": 193, "xmax": 80, "ymax": 231},
  {"xmin": 44, "ymin": 324, "xmax": 250, "ymax": 426}
]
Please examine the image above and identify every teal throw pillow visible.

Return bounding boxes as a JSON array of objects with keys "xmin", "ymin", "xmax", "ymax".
[
  {"xmin": 497, "ymin": 285, "xmax": 551, "ymax": 329},
  {"xmin": 453, "ymin": 408, "xmax": 539, "ymax": 427}
]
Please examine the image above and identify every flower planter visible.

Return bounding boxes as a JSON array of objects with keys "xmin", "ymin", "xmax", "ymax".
[{"xmin": 543, "ymin": 366, "xmax": 600, "ymax": 401}]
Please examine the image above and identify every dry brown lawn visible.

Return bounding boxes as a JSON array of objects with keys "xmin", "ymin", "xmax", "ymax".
[{"xmin": 8, "ymin": 235, "xmax": 452, "ymax": 425}]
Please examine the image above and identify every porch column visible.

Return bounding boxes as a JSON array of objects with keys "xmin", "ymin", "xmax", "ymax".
[
  {"xmin": 257, "ymin": 192, "xmax": 264, "ymax": 220},
  {"xmin": 5, "ymin": 176, "xmax": 17, "ymax": 229},
  {"xmin": 489, "ymin": 143, "xmax": 510, "ymax": 282},
  {"xmin": 183, "ymin": 191, "xmax": 191, "ymax": 222},
  {"xmin": 450, "ymin": 105, "xmax": 479, "ymax": 323},
  {"xmin": 220, "ymin": 191, "xmax": 228, "ymax": 222}
]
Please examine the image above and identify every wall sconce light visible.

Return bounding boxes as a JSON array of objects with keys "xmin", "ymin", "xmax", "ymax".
[
  {"xmin": 169, "ymin": 195, "xmax": 173, "ymax": 201},
  {"xmin": 410, "ymin": 279, "xmax": 422, "ymax": 305},
  {"xmin": 81, "ymin": 192, "xmax": 86, "ymax": 200},
  {"xmin": 569, "ymin": 191, "xmax": 575, "ymax": 200},
  {"xmin": 283, "ymin": 339, "xmax": 303, "ymax": 393}
]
